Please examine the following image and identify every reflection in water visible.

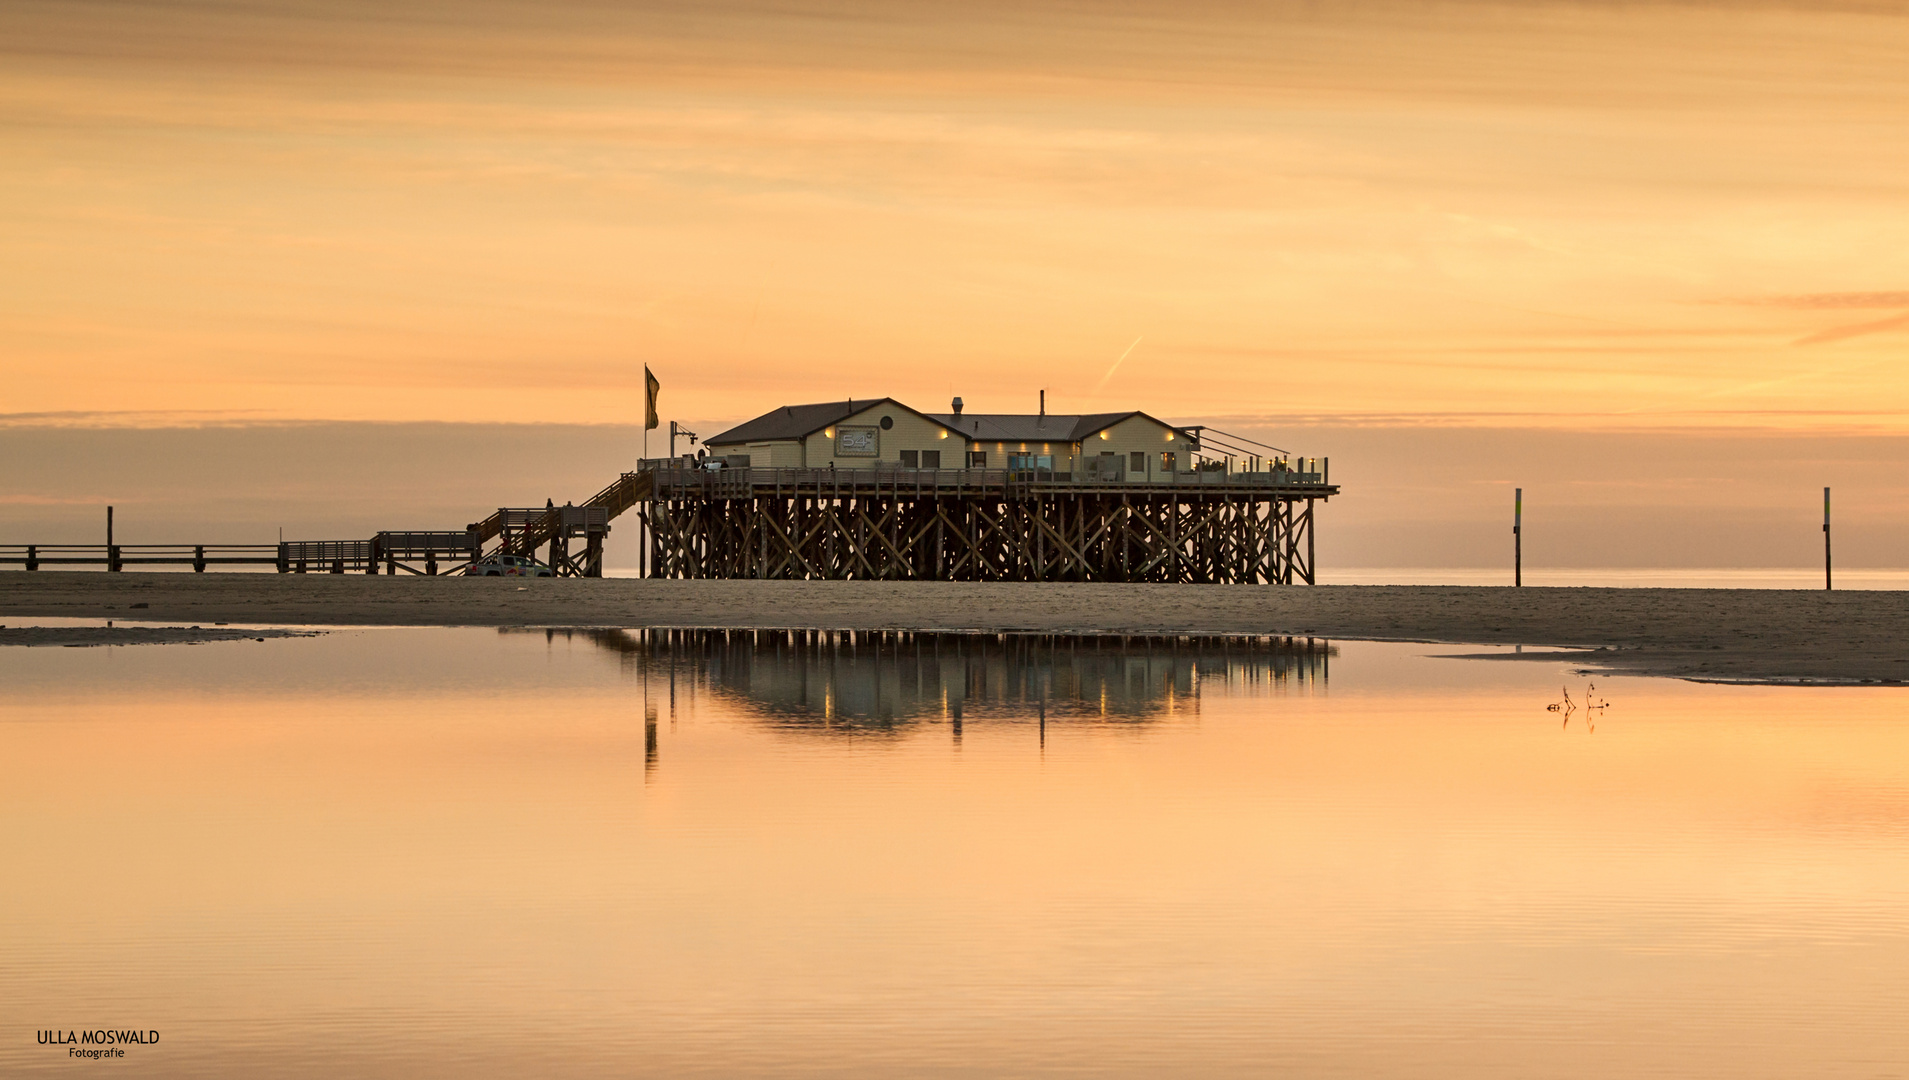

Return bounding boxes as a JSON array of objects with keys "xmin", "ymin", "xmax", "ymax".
[
  {"xmin": 1547, "ymin": 681, "xmax": 1613, "ymax": 733},
  {"xmin": 512, "ymin": 629, "xmax": 1330, "ymax": 736},
  {"xmin": 7, "ymin": 632, "xmax": 1909, "ymax": 1079}
]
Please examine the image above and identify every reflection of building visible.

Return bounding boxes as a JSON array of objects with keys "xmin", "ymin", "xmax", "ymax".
[{"xmin": 530, "ymin": 628, "xmax": 1332, "ymax": 733}]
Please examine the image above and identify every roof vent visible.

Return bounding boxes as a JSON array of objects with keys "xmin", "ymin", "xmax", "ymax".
[{"xmin": 952, "ymin": 396, "xmax": 964, "ymax": 416}]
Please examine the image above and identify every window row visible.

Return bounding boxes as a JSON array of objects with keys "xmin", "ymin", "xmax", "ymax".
[{"xmin": 888, "ymin": 450, "xmax": 1180, "ymax": 472}]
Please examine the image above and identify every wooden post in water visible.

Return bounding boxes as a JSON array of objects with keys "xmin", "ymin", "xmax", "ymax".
[
  {"xmin": 107, "ymin": 505, "xmax": 118, "ymax": 572},
  {"xmin": 1513, "ymin": 488, "xmax": 1522, "ymax": 587},
  {"xmin": 1824, "ymin": 486, "xmax": 1832, "ymax": 591}
]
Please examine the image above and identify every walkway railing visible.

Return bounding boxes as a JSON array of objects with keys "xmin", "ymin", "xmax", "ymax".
[
  {"xmin": 0, "ymin": 544, "xmax": 280, "ymax": 572},
  {"xmin": 640, "ymin": 460, "xmax": 1330, "ymax": 497}
]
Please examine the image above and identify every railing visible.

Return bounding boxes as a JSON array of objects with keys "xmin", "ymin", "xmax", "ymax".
[
  {"xmin": 281, "ymin": 540, "xmax": 371, "ymax": 573},
  {"xmin": 375, "ymin": 531, "xmax": 481, "ymax": 559},
  {"xmin": 0, "ymin": 544, "xmax": 281, "ymax": 571},
  {"xmin": 639, "ymin": 461, "xmax": 1332, "ymax": 496},
  {"xmin": 646, "ymin": 465, "xmax": 1012, "ymax": 498}
]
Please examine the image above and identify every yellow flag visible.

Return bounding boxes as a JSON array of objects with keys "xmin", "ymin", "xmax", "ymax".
[{"xmin": 644, "ymin": 366, "xmax": 661, "ymax": 430}]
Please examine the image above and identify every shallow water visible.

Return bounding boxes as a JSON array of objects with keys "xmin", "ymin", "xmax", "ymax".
[{"xmin": 3, "ymin": 628, "xmax": 1906, "ymax": 1078}]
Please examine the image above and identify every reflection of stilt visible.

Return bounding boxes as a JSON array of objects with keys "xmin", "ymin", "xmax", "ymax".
[
  {"xmin": 641, "ymin": 632, "xmax": 658, "ymax": 780},
  {"xmin": 943, "ymin": 634, "xmax": 962, "ymax": 748},
  {"xmin": 527, "ymin": 627, "xmax": 1335, "ymax": 733},
  {"xmin": 1039, "ymin": 651, "xmax": 1048, "ymax": 752},
  {"xmin": 645, "ymin": 704, "xmax": 659, "ymax": 777}
]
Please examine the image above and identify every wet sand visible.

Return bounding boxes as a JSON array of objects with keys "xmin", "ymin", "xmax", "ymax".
[
  {"xmin": 3, "ymin": 571, "xmax": 1905, "ymax": 684},
  {"xmin": 0, "ymin": 625, "xmax": 314, "ymax": 647}
]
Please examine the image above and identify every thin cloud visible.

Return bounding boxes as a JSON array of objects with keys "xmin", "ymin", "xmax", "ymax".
[
  {"xmin": 1734, "ymin": 291, "xmax": 1909, "ymax": 309},
  {"xmin": 1792, "ymin": 310, "xmax": 1909, "ymax": 346},
  {"xmin": 0, "ymin": 409, "xmax": 279, "ymax": 429}
]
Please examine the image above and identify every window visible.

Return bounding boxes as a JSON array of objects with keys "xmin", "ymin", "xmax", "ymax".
[
  {"xmin": 899, "ymin": 450, "xmax": 919, "ymax": 467},
  {"xmin": 880, "ymin": 415, "xmax": 894, "ymax": 430},
  {"xmin": 1162, "ymin": 452, "xmax": 1177, "ymax": 472},
  {"xmin": 921, "ymin": 450, "xmax": 941, "ymax": 468},
  {"xmin": 967, "ymin": 451, "xmax": 988, "ymax": 467},
  {"xmin": 1130, "ymin": 451, "xmax": 1146, "ymax": 472}
]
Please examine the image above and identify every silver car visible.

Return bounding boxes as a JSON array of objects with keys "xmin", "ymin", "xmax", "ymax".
[{"xmin": 466, "ymin": 554, "xmax": 554, "ymax": 577}]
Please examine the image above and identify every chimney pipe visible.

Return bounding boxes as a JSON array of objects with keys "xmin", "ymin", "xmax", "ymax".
[
  {"xmin": 1039, "ymin": 389, "xmax": 1045, "ymax": 419},
  {"xmin": 952, "ymin": 396, "xmax": 964, "ymax": 416}
]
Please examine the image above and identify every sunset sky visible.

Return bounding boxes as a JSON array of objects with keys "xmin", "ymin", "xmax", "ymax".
[
  {"xmin": 7, "ymin": 0, "xmax": 1908, "ymax": 428},
  {"xmin": 5, "ymin": 1, "xmax": 1909, "ymax": 565}
]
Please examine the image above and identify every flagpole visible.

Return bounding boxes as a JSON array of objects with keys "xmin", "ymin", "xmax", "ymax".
[
  {"xmin": 642, "ymin": 364, "xmax": 660, "ymax": 579},
  {"xmin": 641, "ymin": 421, "xmax": 647, "ymax": 578}
]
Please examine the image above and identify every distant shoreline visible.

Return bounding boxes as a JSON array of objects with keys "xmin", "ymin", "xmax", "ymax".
[{"xmin": 4, "ymin": 572, "xmax": 1906, "ymax": 685}]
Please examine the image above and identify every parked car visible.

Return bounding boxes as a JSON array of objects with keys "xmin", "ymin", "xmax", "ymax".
[{"xmin": 466, "ymin": 554, "xmax": 554, "ymax": 577}]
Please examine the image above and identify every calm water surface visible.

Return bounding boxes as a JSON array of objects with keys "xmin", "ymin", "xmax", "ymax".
[{"xmin": 3, "ymin": 628, "xmax": 1906, "ymax": 1078}]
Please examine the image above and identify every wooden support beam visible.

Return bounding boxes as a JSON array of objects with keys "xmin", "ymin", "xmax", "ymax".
[{"xmin": 627, "ymin": 474, "xmax": 1329, "ymax": 584}]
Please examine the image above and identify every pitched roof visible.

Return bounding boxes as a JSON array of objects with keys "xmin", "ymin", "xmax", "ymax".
[
  {"xmin": 706, "ymin": 399, "xmax": 873, "ymax": 445},
  {"xmin": 709, "ymin": 400, "xmax": 1194, "ymax": 447},
  {"xmin": 924, "ymin": 413, "xmax": 1080, "ymax": 443},
  {"xmin": 926, "ymin": 411, "xmax": 1192, "ymax": 443},
  {"xmin": 707, "ymin": 397, "xmax": 964, "ymax": 446}
]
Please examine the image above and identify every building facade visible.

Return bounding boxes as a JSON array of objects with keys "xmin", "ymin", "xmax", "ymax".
[{"xmin": 706, "ymin": 397, "xmax": 1201, "ymax": 479}]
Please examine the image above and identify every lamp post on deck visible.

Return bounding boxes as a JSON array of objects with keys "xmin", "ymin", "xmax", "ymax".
[{"xmin": 670, "ymin": 421, "xmax": 698, "ymax": 460}]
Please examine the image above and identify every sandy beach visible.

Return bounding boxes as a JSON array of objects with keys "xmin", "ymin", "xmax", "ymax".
[{"xmin": 2, "ymin": 570, "xmax": 1903, "ymax": 684}]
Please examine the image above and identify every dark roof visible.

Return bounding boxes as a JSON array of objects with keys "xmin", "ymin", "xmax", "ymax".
[
  {"xmin": 711, "ymin": 400, "xmax": 1192, "ymax": 447},
  {"xmin": 926, "ymin": 411, "xmax": 1192, "ymax": 443},
  {"xmin": 707, "ymin": 399, "xmax": 873, "ymax": 445},
  {"xmin": 707, "ymin": 397, "xmax": 963, "ymax": 446},
  {"xmin": 924, "ymin": 413, "xmax": 1083, "ymax": 443}
]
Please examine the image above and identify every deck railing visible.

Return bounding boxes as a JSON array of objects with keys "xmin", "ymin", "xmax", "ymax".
[
  {"xmin": 0, "ymin": 544, "xmax": 281, "ymax": 572},
  {"xmin": 639, "ymin": 460, "xmax": 1330, "ymax": 497}
]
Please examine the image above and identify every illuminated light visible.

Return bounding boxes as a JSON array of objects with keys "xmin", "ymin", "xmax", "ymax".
[
  {"xmin": 1042, "ymin": 443, "xmax": 1050, "ymax": 452},
  {"xmin": 937, "ymin": 429, "xmax": 947, "ymax": 439},
  {"xmin": 1165, "ymin": 430, "xmax": 1174, "ymax": 441},
  {"xmin": 1099, "ymin": 430, "xmax": 1110, "ymax": 440},
  {"xmin": 825, "ymin": 428, "xmax": 835, "ymax": 438}
]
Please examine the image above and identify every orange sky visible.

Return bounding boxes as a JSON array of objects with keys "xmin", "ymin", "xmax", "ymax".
[{"xmin": 4, "ymin": 0, "xmax": 1908, "ymax": 431}]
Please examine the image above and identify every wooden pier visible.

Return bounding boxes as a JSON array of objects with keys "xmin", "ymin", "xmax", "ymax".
[
  {"xmin": 2, "ymin": 456, "xmax": 1337, "ymax": 584},
  {"xmin": 640, "ymin": 464, "xmax": 1336, "ymax": 584}
]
